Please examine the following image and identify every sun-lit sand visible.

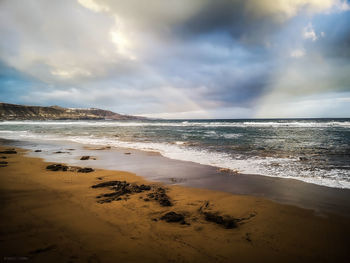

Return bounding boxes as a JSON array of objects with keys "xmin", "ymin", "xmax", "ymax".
[{"xmin": 0, "ymin": 146, "xmax": 349, "ymax": 263}]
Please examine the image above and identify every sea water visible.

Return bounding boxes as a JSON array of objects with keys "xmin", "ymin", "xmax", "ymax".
[{"xmin": 0, "ymin": 119, "xmax": 349, "ymax": 189}]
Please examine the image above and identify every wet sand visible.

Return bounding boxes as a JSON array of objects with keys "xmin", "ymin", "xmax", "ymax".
[{"xmin": 0, "ymin": 146, "xmax": 350, "ymax": 262}]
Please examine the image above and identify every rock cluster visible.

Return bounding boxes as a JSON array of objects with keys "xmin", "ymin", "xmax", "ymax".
[
  {"xmin": 77, "ymin": 167, "xmax": 94, "ymax": 173},
  {"xmin": 146, "ymin": 187, "xmax": 172, "ymax": 206},
  {"xmin": 160, "ymin": 212, "xmax": 185, "ymax": 224},
  {"xmin": 46, "ymin": 163, "xmax": 94, "ymax": 173},
  {"xmin": 91, "ymin": 181, "xmax": 254, "ymax": 229},
  {"xmin": 0, "ymin": 149, "xmax": 17, "ymax": 154},
  {"xmin": 0, "ymin": 149, "xmax": 16, "ymax": 167},
  {"xmin": 46, "ymin": 164, "xmax": 68, "ymax": 171},
  {"xmin": 92, "ymin": 180, "xmax": 152, "ymax": 203},
  {"xmin": 197, "ymin": 201, "xmax": 241, "ymax": 229},
  {"xmin": 202, "ymin": 212, "xmax": 237, "ymax": 229},
  {"xmin": 91, "ymin": 180, "xmax": 173, "ymax": 206}
]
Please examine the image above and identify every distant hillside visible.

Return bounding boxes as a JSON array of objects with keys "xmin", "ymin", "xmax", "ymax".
[{"xmin": 0, "ymin": 102, "xmax": 144, "ymax": 120}]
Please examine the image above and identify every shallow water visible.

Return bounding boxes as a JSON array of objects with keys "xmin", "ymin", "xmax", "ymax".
[{"xmin": 1, "ymin": 118, "xmax": 349, "ymax": 188}]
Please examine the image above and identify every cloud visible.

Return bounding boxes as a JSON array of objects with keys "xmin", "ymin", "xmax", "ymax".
[
  {"xmin": 290, "ymin": 49, "xmax": 306, "ymax": 58},
  {"xmin": 303, "ymin": 23, "xmax": 318, "ymax": 41},
  {"xmin": 0, "ymin": 0, "xmax": 349, "ymax": 118},
  {"xmin": 76, "ymin": 0, "xmax": 342, "ymax": 44},
  {"xmin": 0, "ymin": 0, "xmax": 139, "ymax": 84},
  {"xmin": 333, "ymin": 0, "xmax": 350, "ymax": 11},
  {"xmin": 77, "ymin": 0, "xmax": 110, "ymax": 12},
  {"xmin": 50, "ymin": 68, "xmax": 92, "ymax": 79},
  {"xmin": 140, "ymin": 105, "xmax": 254, "ymax": 119},
  {"xmin": 245, "ymin": 0, "xmax": 335, "ymax": 19},
  {"xmin": 255, "ymin": 52, "xmax": 350, "ymax": 118},
  {"xmin": 256, "ymin": 92, "xmax": 350, "ymax": 118}
]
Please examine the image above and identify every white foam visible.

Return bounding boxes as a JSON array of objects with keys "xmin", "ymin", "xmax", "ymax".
[{"xmin": 222, "ymin": 133, "xmax": 242, "ymax": 139}]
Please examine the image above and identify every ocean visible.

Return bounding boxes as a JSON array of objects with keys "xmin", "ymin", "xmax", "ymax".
[{"xmin": 1, "ymin": 119, "xmax": 349, "ymax": 189}]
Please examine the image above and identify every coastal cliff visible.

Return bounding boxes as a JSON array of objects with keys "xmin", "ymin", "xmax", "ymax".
[{"xmin": 0, "ymin": 102, "xmax": 143, "ymax": 120}]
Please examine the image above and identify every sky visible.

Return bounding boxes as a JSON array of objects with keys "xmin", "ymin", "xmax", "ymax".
[{"xmin": 0, "ymin": 0, "xmax": 349, "ymax": 119}]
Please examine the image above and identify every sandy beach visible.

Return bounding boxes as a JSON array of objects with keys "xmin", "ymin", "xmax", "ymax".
[
  {"xmin": 2, "ymin": 0, "xmax": 350, "ymax": 261},
  {"xmin": 0, "ymin": 145, "xmax": 349, "ymax": 263}
]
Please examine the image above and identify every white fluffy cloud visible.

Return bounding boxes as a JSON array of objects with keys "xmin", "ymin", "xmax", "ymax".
[
  {"xmin": 303, "ymin": 23, "xmax": 318, "ymax": 41},
  {"xmin": 0, "ymin": 0, "xmax": 141, "ymax": 84}
]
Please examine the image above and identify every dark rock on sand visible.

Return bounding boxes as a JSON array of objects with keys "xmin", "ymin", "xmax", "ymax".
[
  {"xmin": 299, "ymin": 156, "xmax": 308, "ymax": 161},
  {"xmin": 124, "ymin": 152, "xmax": 131, "ymax": 155},
  {"xmin": 92, "ymin": 180, "xmax": 152, "ymax": 204},
  {"xmin": 198, "ymin": 200, "xmax": 242, "ymax": 229},
  {"xmin": 54, "ymin": 151, "xmax": 69, "ymax": 154},
  {"xmin": 98, "ymin": 191, "xmax": 127, "ymax": 199},
  {"xmin": 203, "ymin": 212, "xmax": 237, "ymax": 229},
  {"xmin": 133, "ymin": 184, "xmax": 151, "ymax": 192},
  {"xmin": 77, "ymin": 167, "xmax": 94, "ymax": 173},
  {"xmin": 92, "ymin": 181, "xmax": 151, "ymax": 192},
  {"xmin": 159, "ymin": 198, "xmax": 172, "ymax": 206},
  {"xmin": 161, "ymin": 212, "xmax": 185, "ymax": 223},
  {"xmin": 46, "ymin": 164, "xmax": 68, "ymax": 171},
  {"xmin": 0, "ymin": 156, "xmax": 7, "ymax": 159},
  {"xmin": 0, "ymin": 161, "xmax": 8, "ymax": 165},
  {"xmin": 92, "ymin": 181, "xmax": 123, "ymax": 188},
  {"xmin": 45, "ymin": 163, "xmax": 94, "ymax": 173},
  {"xmin": 91, "ymin": 180, "xmax": 171, "ymax": 206},
  {"xmin": 34, "ymin": 150, "xmax": 42, "ymax": 152},
  {"xmin": 147, "ymin": 187, "xmax": 172, "ymax": 206},
  {"xmin": 80, "ymin": 156, "xmax": 90, "ymax": 160},
  {"xmin": 0, "ymin": 150, "xmax": 17, "ymax": 154}
]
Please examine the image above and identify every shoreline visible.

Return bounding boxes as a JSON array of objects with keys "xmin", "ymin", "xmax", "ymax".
[
  {"xmin": 0, "ymin": 145, "xmax": 350, "ymax": 262},
  {"xmin": 2, "ymin": 138, "xmax": 350, "ymax": 217},
  {"xmin": 1, "ymin": 120, "xmax": 349, "ymax": 190}
]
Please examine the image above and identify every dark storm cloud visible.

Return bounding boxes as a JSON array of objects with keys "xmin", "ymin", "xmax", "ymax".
[{"xmin": 173, "ymin": 0, "xmax": 280, "ymax": 45}]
